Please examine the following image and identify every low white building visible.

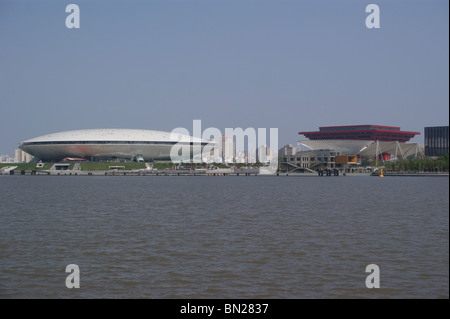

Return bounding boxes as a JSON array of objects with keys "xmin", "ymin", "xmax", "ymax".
[{"xmin": 0, "ymin": 154, "xmax": 15, "ymax": 163}]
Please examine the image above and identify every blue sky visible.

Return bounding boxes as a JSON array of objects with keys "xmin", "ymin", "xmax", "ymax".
[{"xmin": 0, "ymin": 0, "xmax": 448, "ymax": 155}]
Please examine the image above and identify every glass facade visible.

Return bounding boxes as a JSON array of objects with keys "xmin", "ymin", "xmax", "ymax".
[{"xmin": 425, "ymin": 126, "xmax": 449, "ymax": 157}]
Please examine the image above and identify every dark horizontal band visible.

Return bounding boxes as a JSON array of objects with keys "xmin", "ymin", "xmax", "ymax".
[{"xmin": 21, "ymin": 141, "xmax": 211, "ymax": 146}]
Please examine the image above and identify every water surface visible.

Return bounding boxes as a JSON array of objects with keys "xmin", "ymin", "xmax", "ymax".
[{"xmin": 0, "ymin": 175, "xmax": 448, "ymax": 298}]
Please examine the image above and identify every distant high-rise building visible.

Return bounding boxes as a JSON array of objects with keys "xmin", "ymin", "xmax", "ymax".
[
  {"xmin": 256, "ymin": 144, "xmax": 271, "ymax": 163},
  {"xmin": 425, "ymin": 126, "xmax": 449, "ymax": 157},
  {"xmin": 14, "ymin": 149, "xmax": 33, "ymax": 163},
  {"xmin": 278, "ymin": 144, "xmax": 296, "ymax": 157},
  {"xmin": 221, "ymin": 135, "xmax": 236, "ymax": 163}
]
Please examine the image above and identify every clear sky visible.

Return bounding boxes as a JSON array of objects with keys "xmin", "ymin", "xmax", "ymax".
[{"xmin": 0, "ymin": 0, "xmax": 448, "ymax": 155}]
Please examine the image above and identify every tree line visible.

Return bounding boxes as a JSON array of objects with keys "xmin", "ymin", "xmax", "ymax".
[{"xmin": 384, "ymin": 153, "xmax": 449, "ymax": 172}]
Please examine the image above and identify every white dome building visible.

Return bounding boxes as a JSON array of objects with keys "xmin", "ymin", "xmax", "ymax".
[{"xmin": 19, "ymin": 129, "xmax": 212, "ymax": 162}]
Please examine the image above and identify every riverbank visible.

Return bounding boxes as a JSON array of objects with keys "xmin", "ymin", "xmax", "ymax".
[
  {"xmin": 2, "ymin": 168, "xmax": 372, "ymax": 177},
  {"xmin": 1, "ymin": 163, "xmax": 448, "ymax": 177},
  {"xmin": 383, "ymin": 172, "xmax": 449, "ymax": 177}
]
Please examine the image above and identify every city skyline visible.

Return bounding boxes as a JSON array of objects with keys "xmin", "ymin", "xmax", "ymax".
[{"xmin": 1, "ymin": 0, "xmax": 448, "ymax": 156}]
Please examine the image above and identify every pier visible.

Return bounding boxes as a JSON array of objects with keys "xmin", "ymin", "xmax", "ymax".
[{"xmin": 5, "ymin": 167, "xmax": 261, "ymax": 177}]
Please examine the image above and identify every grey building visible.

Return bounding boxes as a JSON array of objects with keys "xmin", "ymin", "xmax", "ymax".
[
  {"xmin": 279, "ymin": 150, "xmax": 336, "ymax": 173},
  {"xmin": 425, "ymin": 126, "xmax": 449, "ymax": 157}
]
